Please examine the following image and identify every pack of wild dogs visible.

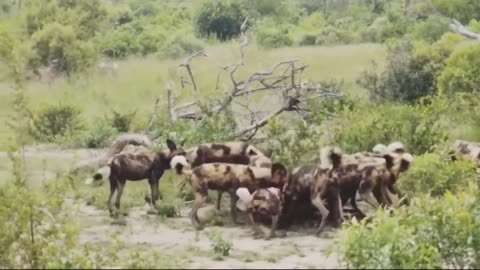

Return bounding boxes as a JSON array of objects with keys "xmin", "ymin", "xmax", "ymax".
[{"xmin": 91, "ymin": 138, "xmax": 480, "ymax": 239}]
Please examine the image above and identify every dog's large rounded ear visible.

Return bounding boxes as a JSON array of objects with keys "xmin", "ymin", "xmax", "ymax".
[
  {"xmin": 271, "ymin": 163, "xmax": 287, "ymax": 176},
  {"xmin": 166, "ymin": 139, "xmax": 177, "ymax": 151},
  {"xmin": 248, "ymin": 148, "xmax": 258, "ymax": 156},
  {"xmin": 399, "ymin": 153, "xmax": 413, "ymax": 172}
]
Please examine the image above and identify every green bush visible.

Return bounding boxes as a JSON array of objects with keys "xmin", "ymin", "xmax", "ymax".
[
  {"xmin": 98, "ymin": 24, "xmax": 141, "ymax": 58},
  {"xmin": 398, "ymin": 153, "xmax": 478, "ymax": 198},
  {"xmin": 110, "ymin": 110, "xmax": 136, "ymax": 133},
  {"xmin": 194, "ymin": 0, "xmax": 247, "ymax": 41},
  {"xmin": 410, "ymin": 15, "xmax": 449, "ymax": 43},
  {"xmin": 83, "ymin": 122, "xmax": 118, "ymax": 148},
  {"xmin": 330, "ymin": 97, "xmax": 449, "ymax": 155},
  {"xmin": 208, "ymin": 228, "xmax": 232, "ymax": 260},
  {"xmin": 438, "ymin": 44, "xmax": 480, "ymax": 95},
  {"xmin": 432, "ymin": 0, "xmax": 480, "ymax": 25},
  {"xmin": 333, "ymin": 209, "xmax": 442, "ymax": 269},
  {"xmin": 28, "ymin": 22, "xmax": 97, "ymax": 73},
  {"xmin": 358, "ymin": 34, "xmax": 463, "ymax": 103},
  {"xmin": 334, "ymin": 188, "xmax": 480, "ymax": 269},
  {"xmin": 255, "ymin": 22, "xmax": 294, "ymax": 49},
  {"xmin": 30, "ymin": 103, "xmax": 84, "ymax": 143},
  {"xmin": 157, "ymin": 30, "xmax": 205, "ymax": 59},
  {"xmin": 24, "ymin": 0, "xmax": 107, "ymax": 39}
]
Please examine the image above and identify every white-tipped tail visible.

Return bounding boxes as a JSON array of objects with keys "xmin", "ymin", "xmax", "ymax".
[
  {"xmin": 319, "ymin": 146, "xmax": 332, "ymax": 168},
  {"xmin": 236, "ymin": 187, "xmax": 253, "ymax": 212}
]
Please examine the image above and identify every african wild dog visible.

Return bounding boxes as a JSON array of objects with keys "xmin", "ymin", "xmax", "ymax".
[
  {"xmin": 173, "ymin": 161, "xmax": 288, "ymax": 230},
  {"xmin": 335, "ymin": 142, "xmax": 413, "ymax": 217},
  {"xmin": 236, "ymin": 187, "xmax": 283, "ymax": 240},
  {"xmin": 450, "ymin": 140, "xmax": 480, "ymax": 167},
  {"xmin": 182, "ymin": 141, "xmax": 272, "ymax": 210},
  {"xmin": 281, "ymin": 146, "xmax": 344, "ymax": 235},
  {"xmin": 106, "ymin": 139, "xmax": 189, "ymax": 217}
]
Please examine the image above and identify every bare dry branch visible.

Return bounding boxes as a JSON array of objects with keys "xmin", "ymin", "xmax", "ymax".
[
  {"xmin": 178, "ymin": 50, "xmax": 208, "ymax": 104},
  {"xmin": 449, "ymin": 18, "xmax": 480, "ymax": 40},
  {"xmin": 146, "ymin": 96, "xmax": 160, "ymax": 132},
  {"xmin": 234, "ymin": 96, "xmax": 301, "ymax": 137}
]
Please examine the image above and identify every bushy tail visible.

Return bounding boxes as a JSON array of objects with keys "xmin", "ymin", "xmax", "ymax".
[
  {"xmin": 85, "ymin": 166, "xmax": 111, "ymax": 184},
  {"xmin": 319, "ymin": 146, "xmax": 343, "ymax": 169}
]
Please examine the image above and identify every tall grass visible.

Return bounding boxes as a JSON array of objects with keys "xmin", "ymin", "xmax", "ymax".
[{"xmin": 0, "ymin": 43, "xmax": 386, "ymax": 147}]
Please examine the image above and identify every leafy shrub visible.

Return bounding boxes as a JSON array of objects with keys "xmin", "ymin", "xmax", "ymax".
[
  {"xmin": 179, "ymin": 184, "xmax": 195, "ymax": 202},
  {"xmin": 28, "ymin": 22, "xmax": 97, "ymax": 73},
  {"xmin": 154, "ymin": 202, "xmax": 178, "ymax": 218},
  {"xmin": 208, "ymin": 228, "xmax": 232, "ymax": 260},
  {"xmin": 438, "ymin": 44, "xmax": 480, "ymax": 96},
  {"xmin": 410, "ymin": 15, "xmax": 449, "ymax": 43},
  {"xmin": 157, "ymin": 31, "xmax": 205, "ymax": 59},
  {"xmin": 316, "ymin": 25, "xmax": 354, "ymax": 45},
  {"xmin": 330, "ymin": 97, "xmax": 449, "ymax": 155},
  {"xmin": 83, "ymin": 121, "xmax": 118, "ymax": 148},
  {"xmin": 469, "ymin": 19, "xmax": 480, "ymax": 32},
  {"xmin": 109, "ymin": 110, "xmax": 135, "ymax": 133},
  {"xmin": 334, "ymin": 188, "xmax": 480, "ymax": 269},
  {"xmin": 255, "ymin": 22, "xmax": 294, "ymax": 49},
  {"xmin": 298, "ymin": 33, "xmax": 319, "ymax": 46},
  {"xmin": 24, "ymin": 0, "xmax": 107, "ymax": 39},
  {"xmin": 30, "ymin": 103, "xmax": 84, "ymax": 143},
  {"xmin": 264, "ymin": 117, "xmax": 323, "ymax": 167},
  {"xmin": 98, "ymin": 24, "xmax": 140, "ymax": 57},
  {"xmin": 398, "ymin": 153, "xmax": 478, "ymax": 198},
  {"xmin": 431, "ymin": 0, "xmax": 480, "ymax": 25},
  {"xmin": 358, "ymin": 34, "xmax": 462, "ymax": 103},
  {"xmin": 194, "ymin": 0, "xmax": 247, "ymax": 41}
]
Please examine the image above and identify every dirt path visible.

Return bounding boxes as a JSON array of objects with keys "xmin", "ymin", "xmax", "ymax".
[
  {"xmin": 1, "ymin": 147, "xmax": 342, "ymax": 268},
  {"xmin": 75, "ymin": 202, "xmax": 340, "ymax": 269}
]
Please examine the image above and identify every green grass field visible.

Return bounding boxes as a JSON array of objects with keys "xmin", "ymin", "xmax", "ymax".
[{"xmin": 0, "ymin": 43, "xmax": 386, "ymax": 148}]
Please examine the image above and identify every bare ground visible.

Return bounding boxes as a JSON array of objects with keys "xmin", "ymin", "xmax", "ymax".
[{"xmin": 0, "ymin": 147, "xmax": 342, "ymax": 269}]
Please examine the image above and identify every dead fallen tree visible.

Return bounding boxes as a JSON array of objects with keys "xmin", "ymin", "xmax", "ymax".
[
  {"xmin": 167, "ymin": 17, "xmax": 340, "ymax": 140},
  {"xmin": 73, "ymin": 17, "xmax": 340, "ymax": 178},
  {"xmin": 449, "ymin": 18, "xmax": 480, "ymax": 41}
]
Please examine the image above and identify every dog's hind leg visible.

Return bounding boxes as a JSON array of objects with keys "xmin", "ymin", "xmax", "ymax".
[
  {"xmin": 312, "ymin": 194, "xmax": 329, "ymax": 236},
  {"xmin": 217, "ymin": 191, "xmax": 223, "ymax": 211},
  {"xmin": 107, "ymin": 176, "xmax": 118, "ymax": 217},
  {"xmin": 230, "ymin": 190, "xmax": 243, "ymax": 224},
  {"xmin": 248, "ymin": 212, "xmax": 263, "ymax": 238},
  {"xmin": 114, "ymin": 180, "xmax": 126, "ymax": 216},
  {"xmin": 266, "ymin": 215, "xmax": 279, "ymax": 240}
]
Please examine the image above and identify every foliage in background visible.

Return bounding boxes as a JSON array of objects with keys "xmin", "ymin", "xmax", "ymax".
[
  {"xmin": 358, "ymin": 33, "xmax": 463, "ymax": 103},
  {"xmin": 438, "ymin": 43, "xmax": 480, "ymax": 96},
  {"xmin": 431, "ymin": 0, "xmax": 480, "ymax": 25},
  {"xmin": 208, "ymin": 228, "xmax": 233, "ymax": 260},
  {"xmin": 29, "ymin": 103, "xmax": 84, "ymax": 143},
  {"xmin": 330, "ymin": 95, "xmax": 449, "ymax": 155},
  {"xmin": 334, "ymin": 187, "xmax": 480, "ymax": 269},
  {"xmin": 194, "ymin": 0, "xmax": 247, "ymax": 41},
  {"xmin": 398, "ymin": 153, "xmax": 478, "ymax": 198}
]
